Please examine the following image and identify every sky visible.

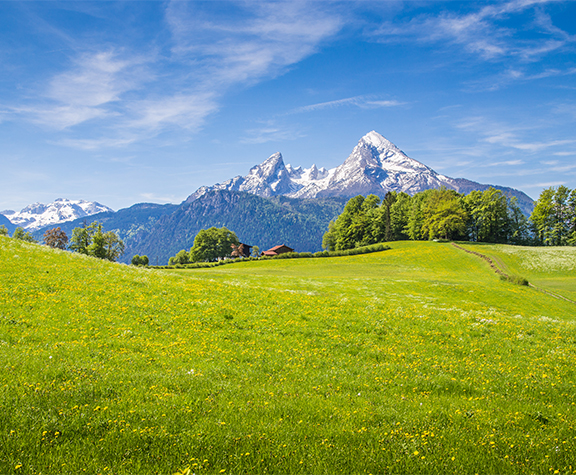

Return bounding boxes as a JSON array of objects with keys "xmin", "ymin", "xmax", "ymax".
[{"xmin": 1, "ymin": 0, "xmax": 575, "ymax": 212}]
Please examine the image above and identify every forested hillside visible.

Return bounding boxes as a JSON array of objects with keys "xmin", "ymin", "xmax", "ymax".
[{"xmin": 138, "ymin": 191, "xmax": 347, "ymax": 264}]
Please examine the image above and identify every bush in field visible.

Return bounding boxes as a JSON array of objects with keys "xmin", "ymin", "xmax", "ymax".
[
  {"xmin": 131, "ymin": 254, "xmax": 149, "ymax": 266},
  {"xmin": 43, "ymin": 227, "xmax": 68, "ymax": 249},
  {"xmin": 500, "ymin": 274, "xmax": 529, "ymax": 286},
  {"xmin": 0, "ymin": 225, "xmax": 8, "ymax": 236},
  {"xmin": 169, "ymin": 249, "xmax": 190, "ymax": 266}
]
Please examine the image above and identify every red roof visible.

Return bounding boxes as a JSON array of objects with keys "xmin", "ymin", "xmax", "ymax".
[{"xmin": 262, "ymin": 244, "xmax": 294, "ymax": 256}]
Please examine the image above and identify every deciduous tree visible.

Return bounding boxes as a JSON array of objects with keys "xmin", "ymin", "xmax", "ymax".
[
  {"xmin": 189, "ymin": 227, "xmax": 239, "ymax": 262},
  {"xmin": 132, "ymin": 255, "xmax": 150, "ymax": 266},
  {"xmin": 43, "ymin": 227, "xmax": 68, "ymax": 249}
]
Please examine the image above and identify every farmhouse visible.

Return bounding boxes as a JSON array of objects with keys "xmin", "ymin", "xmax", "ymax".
[
  {"xmin": 261, "ymin": 244, "xmax": 294, "ymax": 257},
  {"xmin": 231, "ymin": 243, "xmax": 252, "ymax": 258}
]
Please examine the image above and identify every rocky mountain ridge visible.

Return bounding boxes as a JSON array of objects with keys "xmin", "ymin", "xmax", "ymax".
[{"xmin": 187, "ymin": 131, "xmax": 534, "ymax": 215}]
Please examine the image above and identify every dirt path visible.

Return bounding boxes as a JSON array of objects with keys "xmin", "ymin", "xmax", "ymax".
[
  {"xmin": 451, "ymin": 242, "xmax": 509, "ymax": 278},
  {"xmin": 450, "ymin": 242, "xmax": 576, "ymax": 305}
]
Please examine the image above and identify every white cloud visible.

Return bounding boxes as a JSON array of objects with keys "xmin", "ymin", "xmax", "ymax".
[
  {"xmin": 13, "ymin": 104, "xmax": 111, "ymax": 130},
  {"xmin": 521, "ymin": 181, "xmax": 567, "ymax": 188},
  {"xmin": 139, "ymin": 192, "xmax": 179, "ymax": 204},
  {"xmin": 485, "ymin": 134, "xmax": 576, "ymax": 152},
  {"xmin": 165, "ymin": 0, "xmax": 343, "ymax": 87},
  {"xmin": 53, "ymin": 136, "xmax": 138, "ymax": 150},
  {"xmin": 456, "ymin": 115, "xmax": 576, "ymax": 153},
  {"xmin": 5, "ymin": 1, "xmax": 344, "ymax": 150},
  {"xmin": 372, "ymin": 0, "xmax": 574, "ymax": 66},
  {"xmin": 8, "ymin": 50, "xmax": 148, "ymax": 130},
  {"xmin": 291, "ymin": 96, "xmax": 405, "ymax": 114},
  {"xmin": 47, "ymin": 51, "xmax": 137, "ymax": 107},
  {"xmin": 467, "ymin": 66, "xmax": 576, "ymax": 92},
  {"xmin": 240, "ymin": 126, "xmax": 304, "ymax": 144},
  {"xmin": 125, "ymin": 92, "xmax": 218, "ymax": 131}
]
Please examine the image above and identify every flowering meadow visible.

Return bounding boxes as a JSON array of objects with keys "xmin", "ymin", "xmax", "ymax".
[
  {"xmin": 1, "ymin": 236, "xmax": 575, "ymax": 474},
  {"xmin": 458, "ymin": 243, "xmax": 576, "ymax": 303}
]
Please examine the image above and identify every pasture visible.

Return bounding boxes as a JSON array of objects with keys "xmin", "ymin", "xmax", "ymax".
[{"xmin": 1, "ymin": 236, "xmax": 575, "ymax": 474}]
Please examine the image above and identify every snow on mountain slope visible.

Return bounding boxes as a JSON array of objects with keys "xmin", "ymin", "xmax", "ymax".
[
  {"xmin": 3, "ymin": 198, "xmax": 114, "ymax": 231},
  {"xmin": 186, "ymin": 131, "xmax": 534, "ymax": 214}
]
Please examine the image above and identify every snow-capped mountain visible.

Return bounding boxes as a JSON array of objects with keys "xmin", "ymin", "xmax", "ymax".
[
  {"xmin": 186, "ymin": 131, "xmax": 534, "ymax": 213},
  {"xmin": 2, "ymin": 198, "xmax": 114, "ymax": 231}
]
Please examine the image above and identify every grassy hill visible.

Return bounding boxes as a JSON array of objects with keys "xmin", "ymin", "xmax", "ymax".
[{"xmin": 1, "ymin": 237, "xmax": 575, "ymax": 474}]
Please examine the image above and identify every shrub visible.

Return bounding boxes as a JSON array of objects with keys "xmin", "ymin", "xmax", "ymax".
[{"xmin": 500, "ymin": 274, "xmax": 529, "ymax": 286}]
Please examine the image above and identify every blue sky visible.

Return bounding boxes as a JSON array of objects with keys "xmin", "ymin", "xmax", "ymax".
[{"xmin": 1, "ymin": 0, "xmax": 575, "ymax": 212}]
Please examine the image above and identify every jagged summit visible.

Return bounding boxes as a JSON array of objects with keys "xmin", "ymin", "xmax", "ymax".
[
  {"xmin": 185, "ymin": 131, "xmax": 534, "ymax": 214},
  {"xmin": 4, "ymin": 198, "xmax": 113, "ymax": 231}
]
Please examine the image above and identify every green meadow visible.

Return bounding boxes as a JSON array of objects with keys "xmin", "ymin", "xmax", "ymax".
[
  {"xmin": 1, "ymin": 236, "xmax": 575, "ymax": 474},
  {"xmin": 457, "ymin": 243, "xmax": 576, "ymax": 303}
]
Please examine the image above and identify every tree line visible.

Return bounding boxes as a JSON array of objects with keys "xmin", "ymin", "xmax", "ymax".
[
  {"xmin": 323, "ymin": 186, "xmax": 576, "ymax": 250},
  {"xmin": 530, "ymin": 185, "xmax": 576, "ymax": 246}
]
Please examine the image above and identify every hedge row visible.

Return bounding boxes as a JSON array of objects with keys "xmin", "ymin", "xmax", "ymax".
[{"xmin": 153, "ymin": 243, "xmax": 391, "ymax": 270}]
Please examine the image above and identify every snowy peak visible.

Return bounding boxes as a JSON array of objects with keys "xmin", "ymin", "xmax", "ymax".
[
  {"xmin": 5, "ymin": 198, "xmax": 113, "ymax": 231},
  {"xmin": 185, "ymin": 131, "xmax": 533, "ymax": 214},
  {"xmin": 360, "ymin": 130, "xmax": 402, "ymax": 154}
]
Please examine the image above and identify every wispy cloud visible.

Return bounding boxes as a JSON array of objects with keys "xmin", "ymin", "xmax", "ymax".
[
  {"xmin": 6, "ymin": 50, "xmax": 151, "ymax": 131},
  {"xmin": 5, "ymin": 1, "xmax": 344, "ymax": 149},
  {"xmin": 240, "ymin": 125, "xmax": 304, "ymax": 145},
  {"xmin": 125, "ymin": 92, "xmax": 218, "ymax": 132},
  {"xmin": 165, "ymin": 1, "xmax": 342, "ymax": 87},
  {"xmin": 455, "ymin": 115, "xmax": 576, "ymax": 153},
  {"xmin": 521, "ymin": 180, "xmax": 567, "ymax": 188},
  {"xmin": 484, "ymin": 134, "xmax": 576, "ymax": 152},
  {"xmin": 290, "ymin": 95, "xmax": 406, "ymax": 114},
  {"xmin": 467, "ymin": 66, "xmax": 576, "ymax": 92},
  {"xmin": 52, "ymin": 136, "xmax": 139, "ymax": 151},
  {"xmin": 371, "ymin": 0, "xmax": 575, "ymax": 69},
  {"xmin": 139, "ymin": 192, "xmax": 180, "ymax": 204}
]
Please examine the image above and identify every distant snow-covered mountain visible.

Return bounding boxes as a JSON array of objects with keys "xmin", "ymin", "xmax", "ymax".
[
  {"xmin": 186, "ymin": 131, "xmax": 534, "ymax": 214},
  {"xmin": 2, "ymin": 198, "xmax": 113, "ymax": 231}
]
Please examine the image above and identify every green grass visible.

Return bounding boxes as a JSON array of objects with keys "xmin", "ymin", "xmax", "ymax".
[
  {"xmin": 456, "ymin": 242, "xmax": 576, "ymax": 302},
  {"xmin": 1, "ymin": 236, "xmax": 576, "ymax": 474}
]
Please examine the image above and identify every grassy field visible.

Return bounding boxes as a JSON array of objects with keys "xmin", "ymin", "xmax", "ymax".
[
  {"xmin": 1, "ymin": 236, "xmax": 575, "ymax": 474},
  {"xmin": 457, "ymin": 242, "xmax": 576, "ymax": 303}
]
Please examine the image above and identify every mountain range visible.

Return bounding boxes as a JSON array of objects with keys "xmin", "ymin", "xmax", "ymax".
[
  {"xmin": 2, "ymin": 131, "xmax": 535, "ymax": 263},
  {"xmin": 1, "ymin": 198, "xmax": 113, "ymax": 231},
  {"xmin": 187, "ymin": 131, "xmax": 533, "ymax": 215}
]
